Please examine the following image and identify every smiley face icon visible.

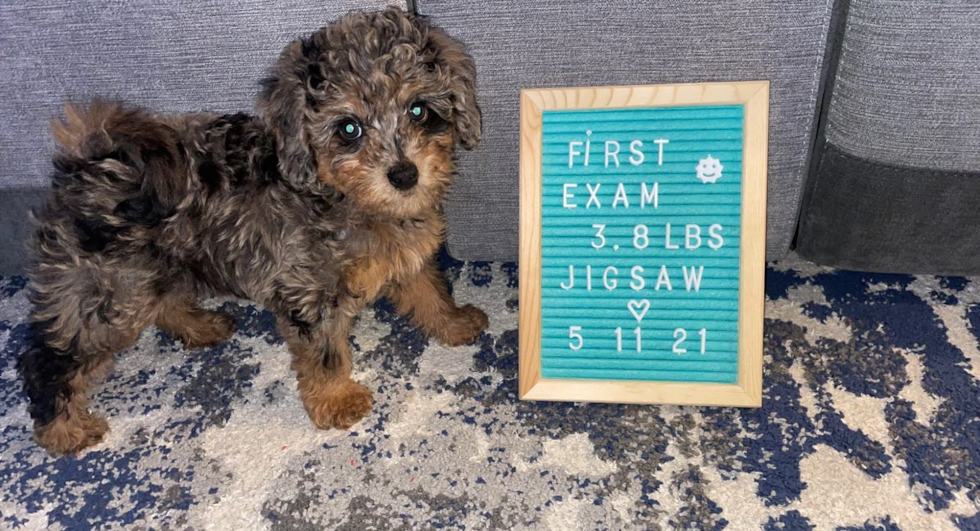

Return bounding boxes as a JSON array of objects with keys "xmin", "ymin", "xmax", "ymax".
[{"xmin": 695, "ymin": 155, "xmax": 724, "ymax": 184}]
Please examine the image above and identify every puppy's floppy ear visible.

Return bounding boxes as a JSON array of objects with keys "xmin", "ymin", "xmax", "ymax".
[
  {"xmin": 258, "ymin": 39, "xmax": 320, "ymax": 187},
  {"xmin": 421, "ymin": 23, "xmax": 482, "ymax": 150}
]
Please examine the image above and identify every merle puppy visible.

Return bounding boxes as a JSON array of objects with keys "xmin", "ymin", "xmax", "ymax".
[{"xmin": 19, "ymin": 7, "xmax": 488, "ymax": 456}]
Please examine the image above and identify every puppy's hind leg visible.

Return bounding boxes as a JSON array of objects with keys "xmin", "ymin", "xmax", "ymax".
[
  {"xmin": 20, "ymin": 271, "xmax": 158, "ymax": 456},
  {"xmin": 155, "ymin": 290, "xmax": 236, "ymax": 349},
  {"xmin": 19, "ymin": 330, "xmax": 113, "ymax": 456}
]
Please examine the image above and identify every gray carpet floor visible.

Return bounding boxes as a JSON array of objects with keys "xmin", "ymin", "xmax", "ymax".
[{"xmin": 1, "ymin": 253, "xmax": 979, "ymax": 530}]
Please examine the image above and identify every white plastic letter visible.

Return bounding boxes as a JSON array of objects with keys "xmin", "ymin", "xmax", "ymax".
[
  {"xmin": 629, "ymin": 140, "xmax": 645, "ymax": 166},
  {"xmin": 568, "ymin": 141, "xmax": 583, "ymax": 168},
  {"xmin": 630, "ymin": 265, "xmax": 645, "ymax": 291},
  {"xmin": 654, "ymin": 139, "xmax": 669, "ymax": 166},
  {"xmin": 672, "ymin": 328, "xmax": 688, "ymax": 354},
  {"xmin": 641, "ymin": 182, "xmax": 659, "ymax": 209},
  {"xmin": 664, "ymin": 223, "xmax": 680, "ymax": 250},
  {"xmin": 655, "ymin": 265, "xmax": 673, "ymax": 291},
  {"xmin": 586, "ymin": 183, "xmax": 601, "ymax": 209},
  {"xmin": 604, "ymin": 141, "xmax": 621, "ymax": 168},
  {"xmin": 584, "ymin": 131, "xmax": 592, "ymax": 166},
  {"xmin": 685, "ymin": 224, "xmax": 702, "ymax": 250},
  {"xmin": 569, "ymin": 326, "xmax": 583, "ymax": 351},
  {"xmin": 683, "ymin": 266, "xmax": 704, "ymax": 292},
  {"xmin": 562, "ymin": 183, "xmax": 577, "ymax": 208},
  {"xmin": 592, "ymin": 224, "xmax": 606, "ymax": 249},
  {"xmin": 708, "ymin": 223, "xmax": 725, "ymax": 250},
  {"xmin": 612, "ymin": 183, "xmax": 629, "ymax": 208},
  {"xmin": 560, "ymin": 265, "xmax": 575, "ymax": 290},
  {"xmin": 603, "ymin": 266, "xmax": 618, "ymax": 291}
]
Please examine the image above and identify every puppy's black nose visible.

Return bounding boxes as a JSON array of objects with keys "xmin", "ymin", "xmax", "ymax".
[{"xmin": 387, "ymin": 162, "xmax": 419, "ymax": 190}]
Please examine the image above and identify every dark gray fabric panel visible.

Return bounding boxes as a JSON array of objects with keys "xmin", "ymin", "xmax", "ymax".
[
  {"xmin": 796, "ymin": 143, "xmax": 980, "ymax": 276},
  {"xmin": 825, "ymin": 0, "xmax": 980, "ymax": 171},
  {"xmin": 0, "ymin": 189, "xmax": 46, "ymax": 276},
  {"xmin": 417, "ymin": 0, "xmax": 837, "ymax": 262},
  {"xmin": 0, "ymin": 0, "xmax": 404, "ymax": 189}
]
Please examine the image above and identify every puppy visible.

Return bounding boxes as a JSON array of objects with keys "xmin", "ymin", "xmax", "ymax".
[{"xmin": 18, "ymin": 7, "xmax": 488, "ymax": 456}]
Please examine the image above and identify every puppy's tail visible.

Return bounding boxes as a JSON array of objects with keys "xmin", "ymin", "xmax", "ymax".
[
  {"xmin": 51, "ymin": 100, "xmax": 120, "ymax": 159},
  {"xmin": 47, "ymin": 101, "xmax": 185, "ymax": 228},
  {"xmin": 52, "ymin": 100, "xmax": 169, "ymax": 161}
]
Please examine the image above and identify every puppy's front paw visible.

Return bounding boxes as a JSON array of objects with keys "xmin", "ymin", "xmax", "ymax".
[
  {"xmin": 438, "ymin": 304, "xmax": 489, "ymax": 347},
  {"xmin": 303, "ymin": 381, "xmax": 373, "ymax": 430}
]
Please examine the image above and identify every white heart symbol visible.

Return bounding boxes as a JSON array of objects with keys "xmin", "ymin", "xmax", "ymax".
[{"xmin": 628, "ymin": 300, "xmax": 650, "ymax": 323}]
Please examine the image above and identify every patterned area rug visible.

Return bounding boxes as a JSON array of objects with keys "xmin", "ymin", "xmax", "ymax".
[{"xmin": 1, "ymin": 253, "xmax": 979, "ymax": 530}]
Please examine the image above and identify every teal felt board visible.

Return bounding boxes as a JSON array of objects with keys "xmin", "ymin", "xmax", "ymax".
[{"xmin": 539, "ymin": 104, "xmax": 744, "ymax": 383}]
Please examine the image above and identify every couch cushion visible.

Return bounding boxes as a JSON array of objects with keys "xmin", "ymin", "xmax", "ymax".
[
  {"xmin": 823, "ymin": 0, "xmax": 980, "ymax": 172},
  {"xmin": 797, "ymin": 0, "xmax": 980, "ymax": 274},
  {"xmin": 0, "ymin": 0, "xmax": 404, "ymax": 189},
  {"xmin": 417, "ymin": 0, "xmax": 838, "ymax": 262}
]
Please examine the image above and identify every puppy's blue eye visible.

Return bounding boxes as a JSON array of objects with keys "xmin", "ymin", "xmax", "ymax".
[
  {"xmin": 409, "ymin": 103, "xmax": 427, "ymax": 123},
  {"xmin": 337, "ymin": 119, "xmax": 362, "ymax": 143}
]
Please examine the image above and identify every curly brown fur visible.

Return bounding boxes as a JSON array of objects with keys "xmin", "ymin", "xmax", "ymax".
[{"xmin": 19, "ymin": 7, "xmax": 487, "ymax": 456}]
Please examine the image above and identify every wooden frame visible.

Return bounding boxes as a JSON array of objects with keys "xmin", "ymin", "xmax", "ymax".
[{"xmin": 519, "ymin": 81, "xmax": 769, "ymax": 407}]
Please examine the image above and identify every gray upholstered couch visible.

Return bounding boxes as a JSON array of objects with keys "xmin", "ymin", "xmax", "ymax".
[
  {"xmin": 0, "ymin": 0, "xmax": 405, "ymax": 275},
  {"xmin": 795, "ymin": 0, "xmax": 980, "ymax": 276},
  {"xmin": 1, "ymin": 1, "xmax": 977, "ymax": 276}
]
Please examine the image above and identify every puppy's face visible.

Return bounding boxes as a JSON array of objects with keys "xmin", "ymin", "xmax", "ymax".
[
  {"xmin": 259, "ymin": 8, "xmax": 481, "ymax": 219},
  {"xmin": 310, "ymin": 74, "xmax": 460, "ymax": 220}
]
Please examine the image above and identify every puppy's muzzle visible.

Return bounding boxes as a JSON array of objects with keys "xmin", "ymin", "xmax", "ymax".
[{"xmin": 387, "ymin": 162, "xmax": 418, "ymax": 190}]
